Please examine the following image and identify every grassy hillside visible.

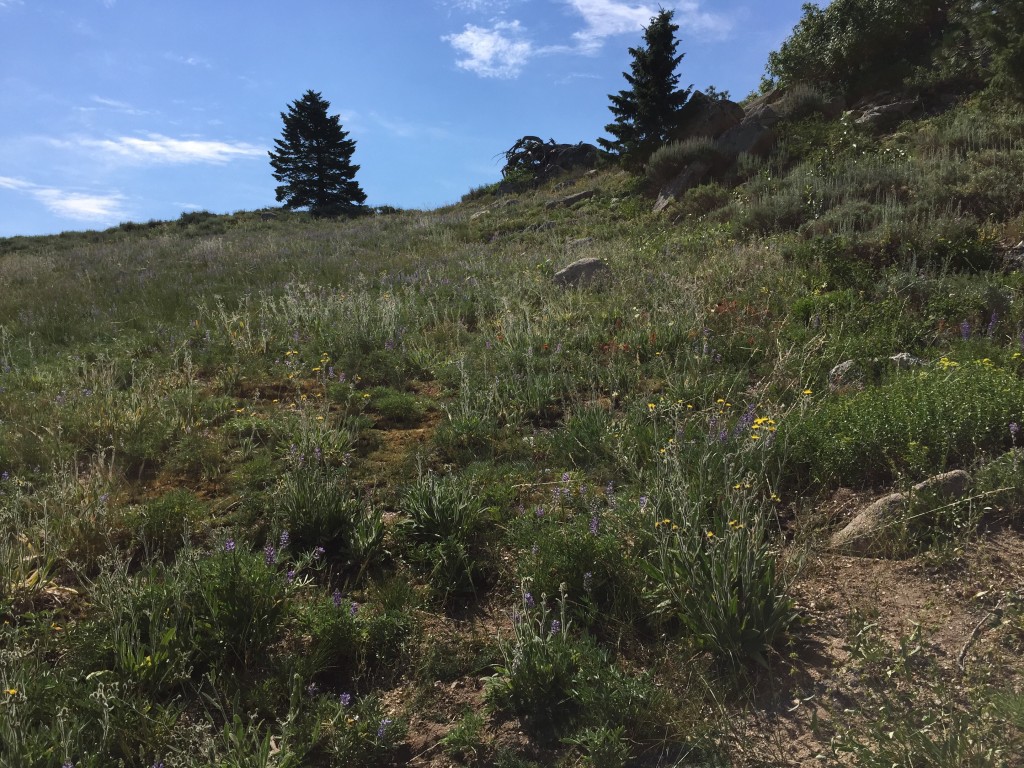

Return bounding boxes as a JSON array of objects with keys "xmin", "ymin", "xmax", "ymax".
[{"xmin": 2, "ymin": 93, "xmax": 1024, "ymax": 765}]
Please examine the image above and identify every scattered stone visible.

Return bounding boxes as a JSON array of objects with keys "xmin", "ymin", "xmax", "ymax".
[
  {"xmin": 890, "ymin": 352, "xmax": 923, "ymax": 368},
  {"xmin": 546, "ymin": 189, "xmax": 596, "ymax": 209},
  {"xmin": 654, "ymin": 160, "xmax": 714, "ymax": 213},
  {"xmin": 828, "ymin": 360, "xmax": 860, "ymax": 390},
  {"xmin": 677, "ymin": 90, "xmax": 745, "ymax": 141},
  {"xmin": 714, "ymin": 115, "xmax": 777, "ymax": 159},
  {"xmin": 553, "ymin": 257, "xmax": 610, "ymax": 288},
  {"xmin": 913, "ymin": 469, "xmax": 970, "ymax": 499},
  {"xmin": 853, "ymin": 99, "xmax": 917, "ymax": 130},
  {"xmin": 829, "ymin": 470, "xmax": 972, "ymax": 555}
]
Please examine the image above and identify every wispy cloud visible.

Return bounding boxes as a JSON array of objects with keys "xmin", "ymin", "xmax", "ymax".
[
  {"xmin": 75, "ymin": 96, "xmax": 153, "ymax": 116},
  {"xmin": 76, "ymin": 133, "xmax": 265, "ymax": 165},
  {"xmin": 166, "ymin": 52, "xmax": 213, "ymax": 68},
  {"xmin": 443, "ymin": 20, "xmax": 533, "ymax": 78},
  {"xmin": 567, "ymin": 0, "xmax": 732, "ymax": 51},
  {"xmin": 369, "ymin": 111, "xmax": 451, "ymax": 141},
  {"xmin": 0, "ymin": 0, "xmax": 24, "ymax": 8},
  {"xmin": 0, "ymin": 175, "xmax": 127, "ymax": 222}
]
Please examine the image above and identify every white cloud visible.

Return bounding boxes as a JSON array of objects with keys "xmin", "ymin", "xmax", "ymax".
[
  {"xmin": 0, "ymin": 175, "xmax": 127, "ymax": 222},
  {"xmin": 79, "ymin": 133, "xmax": 265, "ymax": 165},
  {"xmin": 567, "ymin": 0, "xmax": 732, "ymax": 52},
  {"xmin": 443, "ymin": 20, "xmax": 533, "ymax": 78},
  {"xmin": 0, "ymin": 0, "xmax": 24, "ymax": 8}
]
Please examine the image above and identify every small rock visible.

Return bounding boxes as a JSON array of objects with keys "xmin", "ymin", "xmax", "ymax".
[
  {"xmin": 830, "ymin": 492, "xmax": 908, "ymax": 555},
  {"xmin": 913, "ymin": 470, "xmax": 970, "ymax": 499},
  {"xmin": 553, "ymin": 257, "xmax": 610, "ymax": 288},
  {"xmin": 828, "ymin": 359, "xmax": 859, "ymax": 389},
  {"xmin": 546, "ymin": 189, "xmax": 596, "ymax": 209},
  {"xmin": 890, "ymin": 352, "xmax": 923, "ymax": 368},
  {"xmin": 830, "ymin": 470, "xmax": 972, "ymax": 556}
]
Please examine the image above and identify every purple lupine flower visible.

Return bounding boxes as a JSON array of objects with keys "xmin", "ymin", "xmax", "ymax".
[
  {"xmin": 535, "ymin": 506, "xmax": 544, "ymax": 518},
  {"xmin": 524, "ymin": 592, "xmax": 535, "ymax": 609},
  {"xmin": 306, "ymin": 682, "xmax": 318, "ymax": 697},
  {"xmin": 279, "ymin": 530, "xmax": 290, "ymax": 549},
  {"xmin": 313, "ymin": 546, "xmax": 325, "ymax": 559},
  {"xmin": 531, "ymin": 543, "xmax": 539, "ymax": 556},
  {"xmin": 960, "ymin": 320, "xmax": 971, "ymax": 340},
  {"xmin": 638, "ymin": 496, "xmax": 649, "ymax": 510},
  {"xmin": 333, "ymin": 589, "xmax": 343, "ymax": 608},
  {"xmin": 1, "ymin": 471, "xmax": 8, "ymax": 481},
  {"xmin": 224, "ymin": 539, "xmax": 236, "ymax": 553},
  {"xmin": 987, "ymin": 311, "xmax": 999, "ymax": 337},
  {"xmin": 350, "ymin": 601, "xmax": 359, "ymax": 617},
  {"xmin": 340, "ymin": 692, "xmax": 352, "ymax": 707},
  {"xmin": 264, "ymin": 543, "xmax": 276, "ymax": 566},
  {"xmin": 583, "ymin": 571, "xmax": 593, "ymax": 592},
  {"xmin": 286, "ymin": 569, "xmax": 296, "ymax": 584},
  {"xmin": 550, "ymin": 619, "xmax": 561, "ymax": 635},
  {"xmin": 589, "ymin": 515, "xmax": 599, "ymax": 535},
  {"xmin": 377, "ymin": 718, "xmax": 393, "ymax": 740},
  {"xmin": 1011, "ymin": 422, "xmax": 1021, "ymax": 442}
]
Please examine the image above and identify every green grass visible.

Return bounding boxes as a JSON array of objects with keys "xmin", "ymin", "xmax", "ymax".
[{"xmin": 1, "ymin": 94, "xmax": 1024, "ymax": 765}]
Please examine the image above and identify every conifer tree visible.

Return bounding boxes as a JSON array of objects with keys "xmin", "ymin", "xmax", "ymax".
[
  {"xmin": 598, "ymin": 9, "xmax": 691, "ymax": 165},
  {"xmin": 269, "ymin": 90, "xmax": 367, "ymax": 218}
]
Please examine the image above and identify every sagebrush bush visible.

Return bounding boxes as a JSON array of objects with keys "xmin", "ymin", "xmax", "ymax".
[{"xmin": 645, "ymin": 137, "xmax": 723, "ymax": 189}]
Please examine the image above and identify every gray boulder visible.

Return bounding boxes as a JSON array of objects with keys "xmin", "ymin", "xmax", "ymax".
[
  {"xmin": 830, "ymin": 470, "xmax": 972, "ymax": 555},
  {"xmin": 678, "ymin": 91, "xmax": 745, "ymax": 141},
  {"xmin": 853, "ymin": 99, "xmax": 917, "ymax": 130},
  {"xmin": 828, "ymin": 360, "xmax": 860, "ymax": 390},
  {"xmin": 546, "ymin": 189, "xmax": 596, "ymax": 209},
  {"xmin": 714, "ymin": 115, "xmax": 777, "ymax": 159},
  {"xmin": 654, "ymin": 160, "xmax": 714, "ymax": 213},
  {"xmin": 553, "ymin": 257, "xmax": 610, "ymax": 288}
]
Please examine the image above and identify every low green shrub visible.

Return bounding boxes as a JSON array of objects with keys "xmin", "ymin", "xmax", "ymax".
[{"xmin": 782, "ymin": 360, "xmax": 1024, "ymax": 490}]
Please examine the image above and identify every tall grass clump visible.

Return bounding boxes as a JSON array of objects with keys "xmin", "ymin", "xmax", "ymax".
[{"xmin": 645, "ymin": 136, "xmax": 724, "ymax": 189}]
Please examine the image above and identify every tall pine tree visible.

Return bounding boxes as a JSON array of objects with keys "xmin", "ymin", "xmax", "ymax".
[
  {"xmin": 269, "ymin": 90, "xmax": 367, "ymax": 218},
  {"xmin": 598, "ymin": 9, "xmax": 691, "ymax": 165}
]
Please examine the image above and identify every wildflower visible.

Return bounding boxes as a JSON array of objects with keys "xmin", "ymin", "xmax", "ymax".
[
  {"xmin": 706, "ymin": 530, "xmax": 715, "ymax": 539},
  {"xmin": 987, "ymin": 311, "xmax": 999, "ymax": 337},
  {"xmin": 639, "ymin": 495, "xmax": 649, "ymax": 510},
  {"xmin": 340, "ymin": 692, "xmax": 352, "ymax": 707},
  {"xmin": 264, "ymin": 543, "xmax": 276, "ymax": 566},
  {"xmin": 1012, "ymin": 422, "xmax": 1021, "ymax": 443},
  {"xmin": 306, "ymin": 682, "xmax": 318, "ymax": 697},
  {"xmin": 224, "ymin": 539, "xmax": 236, "ymax": 553},
  {"xmin": 524, "ymin": 592, "xmax": 536, "ymax": 609},
  {"xmin": 279, "ymin": 530, "xmax": 290, "ymax": 549},
  {"xmin": 802, "ymin": 389, "xmax": 813, "ymax": 395},
  {"xmin": 550, "ymin": 619, "xmax": 561, "ymax": 635},
  {"xmin": 350, "ymin": 602, "xmax": 359, "ymax": 616},
  {"xmin": 313, "ymin": 546, "xmax": 326, "ymax": 559},
  {"xmin": 960, "ymin": 320, "xmax": 971, "ymax": 340},
  {"xmin": 377, "ymin": 718, "xmax": 393, "ymax": 740},
  {"xmin": 589, "ymin": 515, "xmax": 599, "ymax": 535},
  {"xmin": 583, "ymin": 571, "xmax": 593, "ymax": 592},
  {"xmin": 286, "ymin": 569, "xmax": 295, "ymax": 584},
  {"xmin": 5, "ymin": 688, "xmax": 17, "ymax": 695},
  {"xmin": 647, "ymin": 402, "xmax": 656, "ymax": 412},
  {"xmin": 535, "ymin": 506, "xmax": 545, "ymax": 518},
  {"xmin": 333, "ymin": 589, "xmax": 343, "ymax": 608}
]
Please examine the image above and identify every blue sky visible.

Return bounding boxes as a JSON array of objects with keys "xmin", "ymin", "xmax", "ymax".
[{"xmin": 0, "ymin": 0, "xmax": 810, "ymax": 237}]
